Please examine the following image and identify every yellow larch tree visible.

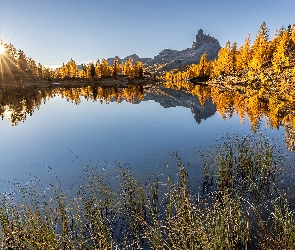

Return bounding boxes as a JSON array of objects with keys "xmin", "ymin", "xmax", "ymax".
[
  {"xmin": 27, "ymin": 57, "xmax": 38, "ymax": 78},
  {"xmin": 212, "ymin": 41, "xmax": 237, "ymax": 76},
  {"xmin": 17, "ymin": 49, "xmax": 28, "ymax": 74},
  {"xmin": 165, "ymin": 71, "xmax": 173, "ymax": 81},
  {"xmin": 197, "ymin": 52, "xmax": 211, "ymax": 78},
  {"xmin": 67, "ymin": 58, "xmax": 78, "ymax": 78},
  {"xmin": 272, "ymin": 30, "xmax": 289, "ymax": 73},
  {"xmin": 95, "ymin": 60, "xmax": 101, "ymax": 78},
  {"xmin": 112, "ymin": 58, "xmax": 119, "ymax": 77},
  {"xmin": 60, "ymin": 63, "xmax": 69, "ymax": 78},
  {"xmin": 249, "ymin": 22, "xmax": 271, "ymax": 76},
  {"xmin": 126, "ymin": 57, "xmax": 134, "ymax": 78},
  {"xmin": 187, "ymin": 64, "xmax": 199, "ymax": 78},
  {"xmin": 268, "ymin": 29, "xmax": 280, "ymax": 60},
  {"xmin": 236, "ymin": 34, "xmax": 252, "ymax": 72},
  {"xmin": 229, "ymin": 42, "xmax": 238, "ymax": 72},
  {"xmin": 100, "ymin": 59, "xmax": 111, "ymax": 77},
  {"xmin": 134, "ymin": 61, "xmax": 143, "ymax": 78},
  {"xmin": 212, "ymin": 41, "xmax": 231, "ymax": 76}
]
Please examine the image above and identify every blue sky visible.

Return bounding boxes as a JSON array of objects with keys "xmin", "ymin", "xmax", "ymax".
[{"xmin": 1, "ymin": 0, "xmax": 294, "ymax": 67}]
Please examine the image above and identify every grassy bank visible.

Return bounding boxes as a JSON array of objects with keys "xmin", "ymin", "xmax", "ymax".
[{"xmin": 0, "ymin": 134, "xmax": 294, "ymax": 249}]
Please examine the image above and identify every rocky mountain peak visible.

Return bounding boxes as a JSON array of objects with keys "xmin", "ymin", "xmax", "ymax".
[
  {"xmin": 193, "ymin": 29, "xmax": 220, "ymax": 48},
  {"xmin": 144, "ymin": 29, "xmax": 221, "ymax": 72},
  {"xmin": 106, "ymin": 29, "xmax": 221, "ymax": 73}
]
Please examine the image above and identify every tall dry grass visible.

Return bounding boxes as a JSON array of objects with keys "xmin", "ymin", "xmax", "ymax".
[{"xmin": 0, "ymin": 134, "xmax": 294, "ymax": 249}]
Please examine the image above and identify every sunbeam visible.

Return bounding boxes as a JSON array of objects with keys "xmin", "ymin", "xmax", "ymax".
[{"xmin": 0, "ymin": 44, "xmax": 4, "ymax": 55}]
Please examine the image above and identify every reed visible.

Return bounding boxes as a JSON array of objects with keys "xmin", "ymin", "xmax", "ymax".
[{"xmin": 0, "ymin": 134, "xmax": 293, "ymax": 249}]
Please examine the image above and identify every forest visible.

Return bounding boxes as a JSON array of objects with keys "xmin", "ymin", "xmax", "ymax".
[
  {"xmin": 1, "ymin": 22, "xmax": 295, "ymax": 88},
  {"xmin": 165, "ymin": 22, "xmax": 295, "ymax": 86},
  {"xmin": 2, "ymin": 22, "xmax": 295, "ymax": 133},
  {"xmin": 0, "ymin": 40, "xmax": 145, "ymax": 84}
]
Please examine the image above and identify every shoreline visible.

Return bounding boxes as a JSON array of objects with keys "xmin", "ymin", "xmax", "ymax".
[{"xmin": 0, "ymin": 77, "xmax": 157, "ymax": 89}]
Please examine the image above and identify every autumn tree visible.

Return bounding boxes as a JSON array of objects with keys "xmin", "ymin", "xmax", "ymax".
[
  {"xmin": 121, "ymin": 61, "xmax": 127, "ymax": 75},
  {"xmin": 272, "ymin": 30, "xmax": 289, "ymax": 73},
  {"xmin": 112, "ymin": 58, "xmax": 119, "ymax": 77},
  {"xmin": 126, "ymin": 57, "xmax": 134, "ymax": 78},
  {"xmin": 213, "ymin": 41, "xmax": 236, "ymax": 76},
  {"xmin": 42, "ymin": 67, "xmax": 54, "ymax": 79},
  {"xmin": 90, "ymin": 63, "xmax": 96, "ymax": 79},
  {"xmin": 0, "ymin": 40, "xmax": 48, "ymax": 82},
  {"xmin": 230, "ymin": 42, "xmax": 238, "ymax": 72},
  {"xmin": 249, "ymin": 22, "xmax": 271, "ymax": 75},
  {"xmin": 134, "ymin": 61, "xmax": 143, "ymax": 78},
  {"xmin": 100, "ymin": 59, "xmax": 111, "ymax": 77},
  {"xmin": 60, "ymin": 63, "xmax": 69, "ymax": 79},
  {"xmin": 236, "ymin": 35, "xmax": 252, "ymax": 72},
  {"xmin": 78, "ymin": 64, "xmax": 87, "ymax": 78},
  {"xmin": 0, "ymin": 41, "xmax": 18, "ymax": 80},
  {"xmin": 67, "ymin": 58, "xmax": 78, "ymax": 78},
  {"xmin": 213, "ymin": 42, "xmax": 230, "ymax": 76},
  {"xmin": 198, "ymin": 52, "xmax": 211, "ymax": 78},
  {"xmin": 165, "ymin": 71, "xmax": 173, "ymax": 81},
  {"xmin": 17, "ymin": 49, "xmax": 28, "ymax": 74},
  {"xmin": 27, "ymin": 57, "xmax": 38, "ymax": 77},
  {"xmin": 37, "ymin": 63, "xmax": 43, "ymax": 79},
  {"xmin": 95, "ymin": 60, "xmax": 101, "ymax": 78}
]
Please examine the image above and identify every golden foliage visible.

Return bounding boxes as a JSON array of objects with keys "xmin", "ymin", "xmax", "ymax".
[
  {"xmin": 272, "ymin": 30, "xmax": 290, "ymax": 73},
  {"xmin": 165, "ymin": 22, "xmax": 295, "ymax": 87},
  {"xmin": 236, "ymin": 35, "xmax": 252, "ymax": 72}
]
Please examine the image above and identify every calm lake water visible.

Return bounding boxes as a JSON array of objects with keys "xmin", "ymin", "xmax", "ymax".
[{"xmin": 0, "ymin": 83, "xmax": 293, "ymax": 191}]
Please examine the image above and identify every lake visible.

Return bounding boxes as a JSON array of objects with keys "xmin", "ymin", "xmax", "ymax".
[{"xmin": 0, "ymin": 82, "xmax": 293, "ymax": 192}]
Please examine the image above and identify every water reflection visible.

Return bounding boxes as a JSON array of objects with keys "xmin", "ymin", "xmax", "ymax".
[
  {"xmin": 0, "ymin": 83, "xmax": 216, "ymax": 126},
  {"xmin": 163, "ymin": 80, "xmax": 295, "ymax": 130},
  {"xmin": 1, "ymin": 80, "xmax": 295, "ymax": 153},
  {"xmin": 0, "ymin": 84, "xmax": 145, "ymax": 126}
]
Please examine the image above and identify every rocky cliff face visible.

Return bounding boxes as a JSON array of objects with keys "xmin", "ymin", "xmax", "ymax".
[
  {"xmin": 145, "ymin": 29, "xmax": 221, "ymax": 72},
  {"xmin": 107, "ymin": 29, "xmax": 221, "ymax": 73}
]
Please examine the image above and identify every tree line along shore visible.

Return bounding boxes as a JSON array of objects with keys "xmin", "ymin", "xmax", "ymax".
[
  {"xmin": 164, "ymin": 22, "xmax": 295, "ymax": 87},
  {"xmin": 1, "ymin": 22, "xmax": 295, "ymax": 89},
  {"xmin": 0, "ymin": 41, "xmax": 149, "ymax": 86}
]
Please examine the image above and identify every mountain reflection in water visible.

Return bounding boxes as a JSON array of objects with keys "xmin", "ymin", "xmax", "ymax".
[
  {"xmin": 1, "ymin": 81, "xmax": 295, "ymax": 152},
  {"xmin": 0, "ymin": 83, "xmax": 216, "ymax": 127}
]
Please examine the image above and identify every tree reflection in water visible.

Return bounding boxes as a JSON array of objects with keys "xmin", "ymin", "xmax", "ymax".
[{"xmin": 2, "ymin": 81, "xmax": 295, "ymax": 153}]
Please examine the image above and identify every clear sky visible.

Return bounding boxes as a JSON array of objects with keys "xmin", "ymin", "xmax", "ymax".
[{"xmin": 1, "ymin": 0, "xmax": 294, "ymax": 67}]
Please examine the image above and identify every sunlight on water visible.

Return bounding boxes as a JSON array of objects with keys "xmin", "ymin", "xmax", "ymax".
[{"xmin": 0, "ymin": 84, "xmax": 291, "ymax": 191}]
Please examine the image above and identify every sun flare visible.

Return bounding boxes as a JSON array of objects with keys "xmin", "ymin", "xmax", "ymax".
[{"xmin": 0, "ymin": 44, "xmax": 5, "ymax": 55}]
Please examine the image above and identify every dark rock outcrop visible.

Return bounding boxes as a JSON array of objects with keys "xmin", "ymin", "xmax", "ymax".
[
  {"xmin": 145, "ymin": 29, "xmax": 221, "ymax": 72},
  {"xmin": 107, "ymin": 29, "xmax": 221, "ymax": 73}
]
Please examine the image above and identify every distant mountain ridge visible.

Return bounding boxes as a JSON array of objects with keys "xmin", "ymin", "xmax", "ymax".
[
  {"xmin": 107, "ymin": 29, "xmax": 221, "ymax": 73},
  {"xmin": 106, "ymin": 54, "xmax": 151, "ymax": 66}
]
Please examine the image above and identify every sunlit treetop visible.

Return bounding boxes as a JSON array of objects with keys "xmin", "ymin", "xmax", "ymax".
[{"xmin": 0, "ymin": 44, "xmax": 5, "ymax": 55}]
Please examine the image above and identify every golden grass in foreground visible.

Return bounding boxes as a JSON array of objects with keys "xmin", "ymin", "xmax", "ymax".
[{"xmin": 0, "ymin": 134, "xmax": 294, "ymax": 249}]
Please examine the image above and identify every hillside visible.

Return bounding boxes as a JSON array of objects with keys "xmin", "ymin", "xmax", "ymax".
[
  {"xmin": 145, "ymin": 29, "xmax": 221, "ymax": 72},
  {"xmin": 107, "ymin": 29, "xmax": 221, "ymax": 73},
  {"xmin": 164, "ymin": 23, "xmax": 295, "ymax": 88}
]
